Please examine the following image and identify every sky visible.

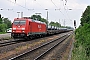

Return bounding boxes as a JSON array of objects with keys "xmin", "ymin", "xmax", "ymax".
[{"xmin": 0, "ymin": 0, "xmax": 90, "ymax": 28}]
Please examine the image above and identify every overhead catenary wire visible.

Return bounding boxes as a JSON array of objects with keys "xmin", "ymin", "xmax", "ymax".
[
  {"xmin": 7, "ymin": 0, "xmax": 34, "ymax": 12},
  {"xmin": 5, "ymin": 0, "xmax": 71, "ymax": 21},
  {"xmin": 51, "ymin": 0, "xmax": 58, "ymax": 8},
  {"xmin": 62, "ymin": 0, "xmax": 74, "ymax": 27},
  {"xmin": 51, "ymin": 0, "xmax": 68, "ymax": 20},
  {"xmin": 1, "ymin": 0, "xmax": 35, "ymax": 19},
  {"xmin": 62, "ymin": 0, "xmax": 71, "ymax": 20},
  {"xmin": 7, "ymin": 0, "xmax": 28, "ymax": 9},
  {"xmin": 50, "ymin": 0, "xmax": 72, "ymax": 26},
  {"xmin": 0, "ymin": 8, "xmax": 17, "ymax": 13},
  {"xmin": 34, "ymin": 0, "xmax": 44, "ymax": 9}
]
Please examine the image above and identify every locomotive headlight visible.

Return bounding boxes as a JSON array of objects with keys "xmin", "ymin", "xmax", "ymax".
[
  {"xmin": 22, "ymin": 28, "xmax": 25, "ymax": 30},
  {"xmin": 13, "ymin": 28, "xmax": 16, "ymax": 30},
  {"xmin": 13, "ymin": 31, "xmax": 15, "ymax": 32},
  {"xmin": 22, "ymin": 31, "xmax": 25, "ymax": 32}
]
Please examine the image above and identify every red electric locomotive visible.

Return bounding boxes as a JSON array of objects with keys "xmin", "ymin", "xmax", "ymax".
[{"xmin": 11, "ymin": 17, "xmax": 47, "ymax": 39}]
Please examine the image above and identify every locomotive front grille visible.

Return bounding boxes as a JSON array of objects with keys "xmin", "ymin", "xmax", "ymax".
[{"xmin": 11, "ymin": 33, "xmax": 26, "ymax": 38}]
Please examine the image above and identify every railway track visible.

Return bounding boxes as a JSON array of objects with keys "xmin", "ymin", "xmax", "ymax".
[
  {"xmin": 0, "ymin": 35, "xmax": 51, "ymax": 47},
  {"xmin": 9, "ymin": 34, "xmax": 70, "ymax": 60},
  {"xmin": 0, "ymin": 39, "xmax": 25, "ymax": 47},
  {"xmin": 0, "ymin": 40, "xmax": 17, "ymax": 47},
  {"xmin": 0, "ymin": 32, "xmax": 69, "ymax": 47}
]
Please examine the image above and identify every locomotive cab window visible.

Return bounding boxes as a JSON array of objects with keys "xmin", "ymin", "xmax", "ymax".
[{"xmin": 13, "ymin": 20, "xmax": 26, "ymax": 25}]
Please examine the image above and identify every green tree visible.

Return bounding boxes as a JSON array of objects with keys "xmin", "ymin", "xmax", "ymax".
[
  {"xmin": 49, "ymin": 21, "xmax": 56, "ymax": 26},
  {"xmin": 74, "ymin": 6, "xmax": 90, "ymax": 59},
  {"xmin": 41, "ymin": 18, "xmax": 48, "ymax": 25},
  {"xmin": 31, "ymin": 15, "xmax": 41, "ymax": 21},
  {"xmin": 2, "ymin": 17, "xmax": 12, "ymax": 28},
  {"xmin": 75, "ymin": 23, "xmax": 90, "ymax": 57},
  {"xmin": 31, "ymin": 15, "xmax": 48, "ymax": 24},
  {"xmin": 49, "ymin": 21, "xmax": 61, "ymax": 27},
  {"xmin": 0, "ymin": 15, "xmax": 11, "ymax": 33},
  {"xmin": 55, "ymin": 22, "xmax": 61, "ymax": 27},
  {"xmin": 81, "ymin": 6, "xmax": 90, "ymax": 26},
  {"xmin": 0, "ymin": 23, "xmax": 7, "ymax": 32},
  {"xmin": 0, "ymin": 18, "xmax": 2, "ymax": 24},
  {"xmin": 0, "ymin": 14, "xmax": 2, "ymax": 24}
]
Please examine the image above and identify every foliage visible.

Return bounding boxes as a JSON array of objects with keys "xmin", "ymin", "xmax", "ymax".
[
  {"xmin": 31, "ymin": 15, "xmax": 41, "ymax": 21},
  {"xmin": 0, "ymin": 18, "xmax": 2, "ymax": 24},
  {"xmin": 49, "ymin": 21, "xmax": 55, "ymax": 26},
  {"xmin": 75, "ymin": 24, "xmax": 90, "ymax": 57},
  {"xmin": 49, "ymin": 21, "xmax": 61, "ymax": 27},
  {"xmin": 41, "ymin": 18, "xmax": 48, "ymax": 24},
  {"xmin": 0, "ymin": 15, "xmax": 12, "ymax": 33},
  {"xmin": 72, "ymin": 45, "xmax": 88, "ymax": 60},
  {"xmin": 55, "ymin": 22, "xmax": 61, "ymax": 27},
  {"xmin": 80, "ymin": 6, "xmax": 90, "ymax": 26},
  {"xmin": 0, "ymin": 23, "xmax": 7, "ymax": 32},
  {"xmin": 31, "ymin": 15, "xmax": 48, "ymax": 24},
  {"xmin": 73, "ymin": 6, "xmax": 90, "ymax": 60},
  {"xmin": 2, "ymin": 17, "xmax": 12, "ymax": 28}
]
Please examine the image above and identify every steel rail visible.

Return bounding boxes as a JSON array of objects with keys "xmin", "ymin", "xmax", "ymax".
[
  {"xmin": 0, "ymin": 39, "xmax": 24, "ymax": 47},
  {"xmin": 9, "ymin": 34, "xmax": 70, "ymax": 60},
  {"xmin": 34, "ymin": 35, "xmax": 70, "ymax": 60}
]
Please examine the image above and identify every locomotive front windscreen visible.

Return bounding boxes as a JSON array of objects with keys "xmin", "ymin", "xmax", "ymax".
[{"xmin": 13, "ymin": 20, "xmax": 26, "ymax": 25}]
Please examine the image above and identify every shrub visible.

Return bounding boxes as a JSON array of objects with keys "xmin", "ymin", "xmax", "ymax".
[
  {"xmin": 75, "ymin": 23, "xmax": 90, "ymax": 58},
  {"xmin": 0, "ymin": 23, "xmax": 7, "ymax": 33}
]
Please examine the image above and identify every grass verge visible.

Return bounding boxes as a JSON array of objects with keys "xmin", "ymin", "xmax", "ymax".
[{"xmin": 71, "ymin": 44, "xmax": 89, "ymax": 60}]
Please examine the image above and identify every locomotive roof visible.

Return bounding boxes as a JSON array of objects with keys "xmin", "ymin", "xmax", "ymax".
[
  {"xmin": 14, "ymin": 17, "xmax": 46, "ymax": 24},
  {"xmin": 32, "ymin": 19, "xmax": 46, "ymax": 24}
]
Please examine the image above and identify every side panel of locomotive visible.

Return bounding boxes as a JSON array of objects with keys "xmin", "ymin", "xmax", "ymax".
[{"xmin": 27, "ymin": 20, "xmax": 47, "ymax": 37}]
